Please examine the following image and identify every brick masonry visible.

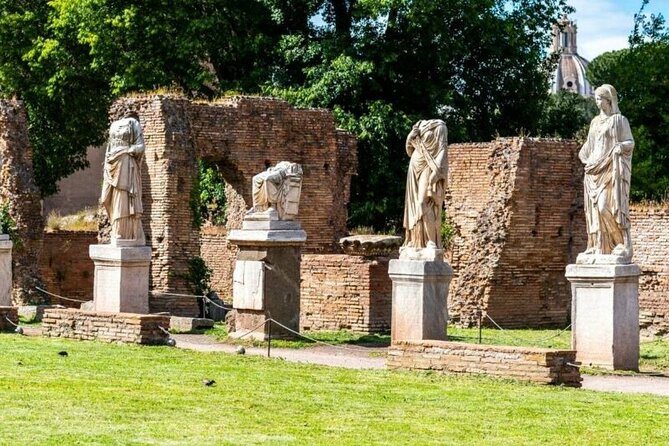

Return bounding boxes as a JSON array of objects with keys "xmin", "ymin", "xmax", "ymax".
[
  {"xmin": 107, "ymin": 95, "xmax": 356, "ymax": 314},
  {"xmin": 39, "ymin": 230, "xmax": 97, "ymax": 306},
  {"xmin": 631, "ymin": 204, "xmax": 669, "ymax": 338},
  {"xmin": 300, "ymin": 254, "xmax": 392, "ymax": 333},
  {"xmin": 447, "ymin": 138, "xmax": 586, "ymax": 328},
  {"xmin": 0, "ymin": 100, "xmax": 45, "ymax": 305},
  {"xmin": 0, "ymin": 306, "xmax": 18, "ymax": 331},
  {"xmin": 388, "ymin": 340, "xmax": 581, "ymax": 386},
  {"xmin": 42, "ymin": 308, "xmax": 171, "ymax": 344}
]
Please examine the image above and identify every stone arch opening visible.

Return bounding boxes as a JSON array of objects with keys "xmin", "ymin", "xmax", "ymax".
[{"xmin": 109, "ymin": 94, "xmax": 357, "ymax": 315}]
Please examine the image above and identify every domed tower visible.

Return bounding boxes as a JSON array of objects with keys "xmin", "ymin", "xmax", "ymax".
[{"xmin": 551, "ymin": 16, "xmax": 593, "ymax": 97}]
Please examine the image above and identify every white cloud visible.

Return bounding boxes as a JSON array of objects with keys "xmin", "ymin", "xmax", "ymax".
[{"xmin": 567, "ymin": 0, "xmax": 636, "ymax": 60}]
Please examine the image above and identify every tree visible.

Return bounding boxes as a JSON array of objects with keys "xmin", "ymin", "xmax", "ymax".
[
  {"xmin": 587, "ymin": 2, "xmax": 669, "ymax": 200},
  {"xmin": 1, "ymin": 0, "xmax": 570, "ymax": 230},
  {"xmin": 0, "ymin": 0, "xmax": 279, "ymax": 196},
  {"xmin": 535, "ymin": 90, "xmax": 597, "ymax": 140},
  {"xmin": 265, "ymin": 0, "xmax": 571, "ymax": 229}
]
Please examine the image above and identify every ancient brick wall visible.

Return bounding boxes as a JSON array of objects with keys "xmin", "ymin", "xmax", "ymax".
[
  {"xmin": 631, "ymin": 205, "xmax": 669, "ymax": 337},
  {"xmin": 199, "ymin": 226, "xmax": 235, "ymax": 299},
  {"xmin": 190, "ymin": 96, "xmax": 357, "ymax": 252},
  {"xmin": 39, "ymin": 230, "xmax": 96, "ymax": 306},
  {"xmin": 447, "ymin": 138, "xmax": 585, "ymax": 328},
  {"xmin": 108, "ymin": 95, "xmax": 355, "ymax": 313},
  {"xmin": 42, "ymin": 308, "xmax": 170, "ymax": 344},
  {"xmin": 388, "ymin": 340, "xmax": 580, "ymax": 386},
  {"xmin": 43, "ymin": 145, "xmax": 105, "ymax": 215},
  {"xmin": 109, "ymin": 97, "xmax": 199, "ymax": 299},
  {"xmin": 300, "ymin": 254, "xmax": 392, "ymax": 333},
  {"xmin": 0, "ymin": 100, "xmax": 44, "ymax": 304}
]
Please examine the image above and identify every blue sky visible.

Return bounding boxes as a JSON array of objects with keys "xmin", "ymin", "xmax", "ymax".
[{"xmin": 568, "ymin": 0, "xmax": 669, "ymax": 60}]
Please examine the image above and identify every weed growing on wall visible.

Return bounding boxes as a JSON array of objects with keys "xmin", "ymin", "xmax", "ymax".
[{"xmin": 191, "ymin": 160, "xmax": 227, "ymax": 228}]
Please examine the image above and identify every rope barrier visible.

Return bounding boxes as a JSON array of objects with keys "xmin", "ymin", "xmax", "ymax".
[
  {"xmin": 149, "ymin": 291, "xmax": 234, "ymax": 311},
  {"xmin": 5, "ymin": 316, "xmax": 23, "ymax": 335},
  {"xmin": 35, "ymin": 287, "xmax": 88, "ymax": 303},
  {"xmin": 233, "ymin": 318, "xmax": 272, "ymax": 340},
  {"xmin": 483, "ymin": 313, "xmax": 572, "ymax": 346},
  {"xmin": 266, "ymin": 318, "xmax": 382, "ymax": 352},
  {"xmin": 149, "ymin": 291, "xmax": 201, "ymax": 299},
  {"xmin": 203, "ymin": 295, "xmax": 233, "ymax": 311}
]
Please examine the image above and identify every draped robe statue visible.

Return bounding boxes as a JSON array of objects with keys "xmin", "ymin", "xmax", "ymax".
[
  {"xmin": 247, "ymin": 161, "xmax": 303, "ymax": 220},
  {"xmin": 578, "ymin": 84, "xmax": 634, "ymax": 263},
  {"xmin": 401, "ymin": 120, "xmax": 448, "ymax": 253},
  {"xmin": 100, "ymin": 116, "xmax": 146, "ymax": 245}
]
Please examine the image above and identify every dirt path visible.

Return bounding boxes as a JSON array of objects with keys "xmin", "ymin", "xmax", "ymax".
[
  {"xmin": 173, "ymin": 334, "xmax": 386, "ymax": 369},
  {"xmin": 173, "ymin": 334, "xmax": 669, "ymax": 397}
]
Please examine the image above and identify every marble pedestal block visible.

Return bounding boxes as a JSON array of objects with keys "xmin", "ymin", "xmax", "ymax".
[
  {"xmin": 566, "ymin": 263, "xmax": 640, "ymax": 370},
  {"xmin": 89, "ymin": 244, "xmax": 152, "ymax": 314},
  {"xmin": 227, "ymin": 217, "xmax": 306, "ymax": 340},
  {"xmin": 0, "ymin": 234, "xmax": 12, "ymax": 307},
  {"xmin": 388, "ymin": 259, "xmax": 453, "ymax": 342}
]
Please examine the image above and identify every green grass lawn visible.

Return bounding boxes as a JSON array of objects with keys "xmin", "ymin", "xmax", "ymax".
[{"xmin": 2, "ymin": 334, "xmax": 669, "ymax": 445}]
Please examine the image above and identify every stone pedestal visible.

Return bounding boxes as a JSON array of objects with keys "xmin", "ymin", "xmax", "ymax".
[
  {"xmin": 0, "ymin": 234, "xmax": 12, "ymax": 307},
  {"xmin": 388, "ymin": 258, "xmax": 453, "ymax": 342},
  {"xmin": 89, "ymin": 244, "xmax": 151, "ymax": 314},
  {"xmin": 566, "ymin": 263, "xmax": 640, "ymax": 370},
  {"xmin": 227, "ymin": 215, "xmax": 306, "ymax": 340}
]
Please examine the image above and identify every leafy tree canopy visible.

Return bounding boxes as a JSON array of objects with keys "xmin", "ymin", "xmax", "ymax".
[
  {"xmin": 0, "ymin": 0, "xmax": 570, "ymax": 229},
  {"xmin": 0, "ymin": 0, "xmax": 279, "ymax": 196},
  {"xmin": 587, "ymin": 0, "xmax": 669, "ymax": 201},
  {"xmin": 264, "ymin": 0, "xmax": 570, "ymax": 228},
  {"xmin": 535, "ymin": 90, "xmax": 597, "ymax": 140}
]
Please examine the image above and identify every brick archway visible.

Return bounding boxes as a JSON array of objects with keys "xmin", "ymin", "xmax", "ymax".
[{"xmin": 110, "ymin": 95, "xmax": 357, "ymax": 313}]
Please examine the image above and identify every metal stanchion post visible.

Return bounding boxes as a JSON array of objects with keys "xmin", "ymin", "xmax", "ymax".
[
  {"xmin": 267, "ymin": 319, "xmax": 272, "ymax": 358},
  {"xmin": 478, "ymin": 310, "xmax": 482, "ymax": 344}
]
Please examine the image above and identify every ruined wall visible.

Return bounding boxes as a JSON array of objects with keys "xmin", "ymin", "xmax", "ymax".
[
  {"xmin": 447, "ymin": 138, "xmax": 585, "ymax": 328},
  {"xmin": 39, "ymin": 230, "xmax": 96, "ymax": 306},
  {"xmin": 631, "ymin": 205, "xmax": 669, "ymax": 337},
  {"xmin": 300, "ymin": 254, "xmax": 392, "ymax": 333},
  {"xmin": 109, "ymin": 97, "xmax": 199, "ymax": 298},
  {"xmin": 199, "ymin": 225, "xmax": 234, "ymax": 298},
  {"xmin": 107, "ymin": 95, "xmax": 356, "ymax": 314},
  {"xmin": 43, "ymin": 145, "xmax": 105, "ymax": 215},
  {"xmin": 190, "ymin": 96, "xmax": 356, "ymax": 252},
  {"xmin": 0, "ymin": 100, "xmax": 44, "ymax": 304}
]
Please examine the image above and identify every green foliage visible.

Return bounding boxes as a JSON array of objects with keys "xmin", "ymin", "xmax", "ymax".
[
  {"xmin": 193, "ymin": 160, "xmax": 228, "ymax": 227},
  {"xmin": 186, "ymin": 256, "xmax": 213, "ymax": 297},
  {"xmin": 440, "ymin": 211, "xmax": 456, "ymax": 250},
  {"xmin": 587, "ymin": 4, "xmax": 669, "ymax": 201},
  {"xmin": 0, "ymin": 0, "xmax": 280, "ymax": 196},
  {"xmin": 266, "ymin": 0, "xmax": 571, "ymax": 230},
  {"xmin": 1, "ymin": 0, "xmax": 571, "ymax": 230},
  {"xmin": 535, "ymin": 90, "xmax": 598, "ymax": 140},
  {"xmin": 0, "ymin": 202, "xmax": 21, "ymax": 248}
]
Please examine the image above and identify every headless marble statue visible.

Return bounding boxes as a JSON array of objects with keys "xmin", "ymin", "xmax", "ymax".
[{"xmin": 577, "ymin": 84, "xmax": 634, "ymax": 264}]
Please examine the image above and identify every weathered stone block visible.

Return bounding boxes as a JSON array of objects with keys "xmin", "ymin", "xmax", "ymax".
[
  {"xmin": 0, "ymin": 235, "xmax": 11, "ymax": 307},
  {"xmin": 566, "ymin": 263, "xmax": 640, "ymax": 371},
  {"xmin": 90, "ymin": 244, "xmax": 151, "ymax": 314},
  {"xmin": 388, "ymin": 259, "xmax": 453, "ymax": 342},
  {"xmin": 170, "ymin": 316, "xmax": 214, "ymax": 332}
]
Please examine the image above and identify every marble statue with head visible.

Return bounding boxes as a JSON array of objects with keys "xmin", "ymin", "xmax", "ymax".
[
  {"xmin": 247, "ymin": 161, "xmax": 303, "ymax": 221},
  {"xmin": 100, "ymin": 113, "xmax": 146, "ymax": 246},
  {"xmin": 577, "ymin": 84, "xmax": 634, "ymax": 264},
  {"xmin": 400, "ymin": 119, "xmax": 448, "ymax": 260}
]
